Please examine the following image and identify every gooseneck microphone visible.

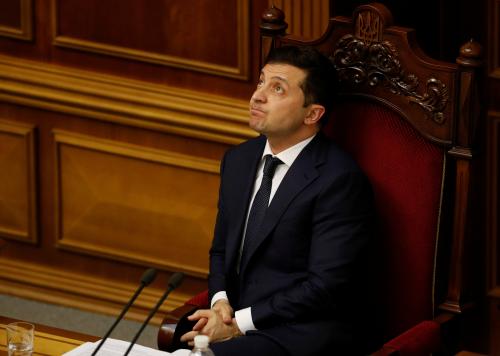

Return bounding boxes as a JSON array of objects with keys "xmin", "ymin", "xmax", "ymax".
[
  {"xmin": 91, "ymin": 268, "xmax": 157, "ymax": 356},
  {"xmin": 124, "ymin": 272, "xmax": 184, "ymax": 356}
]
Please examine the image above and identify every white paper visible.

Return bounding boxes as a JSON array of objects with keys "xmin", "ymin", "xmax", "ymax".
[{"xmin": 62, "ymin": 338, "xmax": 191, "ymax": 356}]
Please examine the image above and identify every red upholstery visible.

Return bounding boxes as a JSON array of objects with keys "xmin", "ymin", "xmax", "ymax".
[
  {"xmin": 383, "ymin": 320, "xmax": 441, "ymax": 355},
  {"xmin": 324, "ymin": 99, "xmax": 445, "ymax": 340},
  {"xmin": 185, "ymin": 289, "xmax": 209, "ymax": 307}
]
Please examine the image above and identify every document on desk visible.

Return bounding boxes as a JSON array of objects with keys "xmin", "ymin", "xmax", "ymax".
[{"xmin": 62, "ymin": 338, "xmax": 191, "ymax": 356}]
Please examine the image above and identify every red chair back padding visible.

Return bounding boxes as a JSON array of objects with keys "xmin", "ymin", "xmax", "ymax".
[
  {"xmin": 324, "ymin": 99, "xmax": 445, "ymax": 340},
  {"xmin": 186, "ymin": 289, "xmax": 209, "ymax": 307}
]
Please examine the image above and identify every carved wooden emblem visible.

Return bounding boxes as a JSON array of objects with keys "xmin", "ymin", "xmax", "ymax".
[
  {"xmin": 332, "ymin": 13, "xmax": 449, "ymax": 125},
  {"xmin": 355, "ymin": 11, "xmax": 383, "ymax": 44}
]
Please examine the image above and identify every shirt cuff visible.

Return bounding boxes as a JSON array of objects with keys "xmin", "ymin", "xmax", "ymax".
[
  {"xmin": 234, "ymin": 307, "xmax": 257, "ymax": 334},
  {"xmin": 210, "ymin": 291, "xmax": 228, "ymax": 308}
]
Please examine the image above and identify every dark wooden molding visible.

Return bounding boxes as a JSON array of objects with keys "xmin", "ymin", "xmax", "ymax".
[{"xmin": 0, "ymin": 0, "xmax": 33, "ymax": 41}]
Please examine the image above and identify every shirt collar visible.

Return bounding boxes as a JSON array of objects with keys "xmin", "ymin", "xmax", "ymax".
[{"xmin": 262, "ymin": 134, "xmax": 316, "ymax": 167}]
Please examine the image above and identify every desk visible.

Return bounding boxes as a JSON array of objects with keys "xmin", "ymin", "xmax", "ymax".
[{"xmin": 0, "ymin": 316, "xmax": 99, "ymax": 355}]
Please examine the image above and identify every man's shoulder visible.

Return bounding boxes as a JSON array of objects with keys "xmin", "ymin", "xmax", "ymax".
[
  {"xmin": 327, "ymin": 142, "xmax": 360, "ymax": 169},
  {"xmin": 224, "ymin": 135, "xmax": 265, "ymax": 158},
  {"xmin": 314, "ymin": 134, "xmax": 363, "ymax": 173}
]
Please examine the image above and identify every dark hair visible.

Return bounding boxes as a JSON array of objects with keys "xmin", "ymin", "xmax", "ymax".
[{"xmin": 264, "ymin": 45, "xmax": 338, "ymax": 122}]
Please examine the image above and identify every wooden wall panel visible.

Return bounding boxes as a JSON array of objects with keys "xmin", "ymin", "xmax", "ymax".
[
  {"xmin": 54, "ymin": 131, "xmax": 219, "ymax": 277},
  {"xmin": 0, "ymin": 0, "xmax": 32, "ymax": 40},
  {"xmin": 0, "ymin": 55, "xmax": 253, "ymax": 145},
  {"xmin": 487, "ymin": 112, "xmax": 500, "ymax": 355},
  {"xmin": 0, "ymin": 119, "xmax": 37, "ymax": 243},
  {"xmin": 0, "ymin": 0, "xmax": 269, "ymax": 99},
  {"xmin": 488, "ymin": 112, "xmax": 500, "ymax": 295},
  {"xmin": 52, "ymin": 0, "xmax": 250, "ymax": 79},
  {"xmin": 0, "ymin": 0, "xmax": 266, "ymax": 323},
  {"xmin": 488, "ymin": 0, "xmax": 500, "ymax": 354},
  {"xmin": 0, "ymin": 102, "xmax": 219, "ymax": 322},
  {"xmin": 271, "ymin": 0, "xmax": 329, "ymax": 39},
  {"xmin": 489, "ymin": 0, "xmax": 500, "ymax": 78},
  {"xmin": 0, "ymin": 258, "xmax": 190, "ymax": 324}
]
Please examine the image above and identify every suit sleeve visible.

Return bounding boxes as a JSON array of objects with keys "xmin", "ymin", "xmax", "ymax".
[
  {"xmin": 251, "ymin": 171, "xmax": 375, "ymax": 329},
  {"xmin": 208, "ymin": 153, "xmax": 229, "ymax": 302}
]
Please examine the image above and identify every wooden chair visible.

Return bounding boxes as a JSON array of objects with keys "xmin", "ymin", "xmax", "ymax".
[{"xmin": 158, "ymin": 3, "xmax": 482, "ymax": 355}]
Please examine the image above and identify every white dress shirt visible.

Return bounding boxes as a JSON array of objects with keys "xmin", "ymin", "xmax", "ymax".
[{"xmin": 211, "ymin": 134, "xmax": 316, "ymax": 334}]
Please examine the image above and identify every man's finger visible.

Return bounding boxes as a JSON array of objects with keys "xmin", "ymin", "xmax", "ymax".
[
  {"xmin": 220, "ymin": 310, "xmax": 232, "ymax": 324},
  {"xmin": 180, "ymin": 330, "xmax": 198, "ymax": 343},
  {"xmin": 188, "ymin": 309, "xmax": 212, "ymax": 321},
  {"xmin": 192, "ymin": 317, "xmax": 208, "ymax": 331}
]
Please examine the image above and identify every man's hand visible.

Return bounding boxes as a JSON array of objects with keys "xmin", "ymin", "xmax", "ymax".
[
  {"xmin": 180, "ymin": 309, "xmax": 242, "ymax": 346},
  {"xmin": 212, "ymin": 299, "xmax": 234, "ymax": 324}
]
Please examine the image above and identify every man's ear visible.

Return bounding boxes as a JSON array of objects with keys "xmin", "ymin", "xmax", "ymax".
[{"xmin": 304, "ymin": 104, "xmax": 326, "ymax": 125}]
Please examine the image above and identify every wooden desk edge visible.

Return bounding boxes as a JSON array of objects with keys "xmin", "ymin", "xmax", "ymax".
[{"xmin": 0, "ymin": 315, "xmax": 99, "ymax": 355}]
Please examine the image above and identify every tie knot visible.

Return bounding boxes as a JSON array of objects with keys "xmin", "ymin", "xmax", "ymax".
[{"xmin": 263, "ymin": 155, "xmax": 282, "ymax": 178}]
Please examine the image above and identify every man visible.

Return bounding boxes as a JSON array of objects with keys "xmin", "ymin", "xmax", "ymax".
[{"xmin": 181, "ymin": 46, "xmax": 379, "ymax": 355}]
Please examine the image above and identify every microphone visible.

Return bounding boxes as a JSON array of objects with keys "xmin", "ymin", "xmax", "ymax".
[
  {"xmin": 124, "ymin": 272, "xmax": 184, "ymax": 356},
  {"xmin": 91, "ymin": 268, "xmax": 157, "ymax": 356}
]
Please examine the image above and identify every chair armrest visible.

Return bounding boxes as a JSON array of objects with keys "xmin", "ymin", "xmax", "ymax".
[
  {"xmin": 372, "ymin": 320, "xmax": 442, "ymax": 356},
  {"xmin": 157, "ymin": 290, "xmax": 209, "ymax": 352}
]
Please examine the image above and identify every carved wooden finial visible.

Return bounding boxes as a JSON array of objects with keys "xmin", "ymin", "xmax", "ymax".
[
  {"xmin": 260, "ymin": 6, "xmax": 288, "ymax": 35},
  {"xmin": 457, "ymin": 39, "xmax": 482, "ymax": 67}
]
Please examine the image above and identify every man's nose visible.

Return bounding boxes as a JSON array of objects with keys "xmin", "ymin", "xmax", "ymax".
[{"xmin": 251, "ymin": 88, "xmax": 266, "ymax": 103}]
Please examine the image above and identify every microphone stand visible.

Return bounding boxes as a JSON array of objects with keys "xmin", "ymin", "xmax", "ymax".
[
  {"xmin": 91, "ymin": 268, "xmax": 157, "ymax": 355},
  {"xmin": 124, "ymin": 272, "xmax": 184, "ymax": 356}
]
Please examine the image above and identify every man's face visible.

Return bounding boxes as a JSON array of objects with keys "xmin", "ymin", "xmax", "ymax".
[{"xmin": 249, "ymin": 63, "xmax": 312, "ymax": 140}]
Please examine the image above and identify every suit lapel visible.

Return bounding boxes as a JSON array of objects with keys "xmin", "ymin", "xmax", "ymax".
[
  {"xmin": 225, "ymin": 136, "xmax": 266, "ymax": 270},
  {"xmin": 239, "ymin": 134, "xmax": 328, "ymax": 275}
]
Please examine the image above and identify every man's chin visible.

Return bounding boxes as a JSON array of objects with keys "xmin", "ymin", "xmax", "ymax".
[{"xmin": 249, "ymin": 119, "xmax": 265, "ymax": 134}]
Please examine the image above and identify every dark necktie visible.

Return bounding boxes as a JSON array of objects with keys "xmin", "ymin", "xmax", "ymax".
[{"xmin": 240, "ymin": 155, "xmax": 283, "ymax": 268}]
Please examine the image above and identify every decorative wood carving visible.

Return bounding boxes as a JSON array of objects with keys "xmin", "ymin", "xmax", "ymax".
[
  {"xmin": 0, "ymin": 119, "xmax": 37, "ymax": 243},
  {"xmin": 332, "ymin": 34, "xmax": 449, "ymax": 125}
]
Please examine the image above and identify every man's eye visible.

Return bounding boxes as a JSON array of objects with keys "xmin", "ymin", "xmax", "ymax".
[
  {"xmin": 257, "ymin": 79, "xmax": 264, "ymax": 87},
  {"xmin": 274, "ymin": 85, "xmax": 283, "ymax": 93}
]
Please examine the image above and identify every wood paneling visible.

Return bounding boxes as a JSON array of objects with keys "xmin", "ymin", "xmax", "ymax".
[
  {"xmin": 0, "ymin": 0, "xmax": 32, "ymax": 41},
  {"xmin": 487, "ymin": 111, "xmax": 500, "ymax": 298},
  {"xmin": 0, "ymin": 55, "xmax": 254, "ymax": 145},
  {"xmin": 488, "ymin": 0, "xmax": 500, "ymax": 354},
  {"xmin": 0, "ymin": 119, "xmax": 37, "ymax": 243},
  {"xmin": 0, "ymin": 259, "xmax": 190, "ymax": 324},
  {"xmin": 0, "ymin": 0, "xmax": 264, "ymax": 325},
  {"xmin": 51, "ymin": 0, "xmax": 250, "ymax": 79},
  {"xmin": 54, "ymin": 130, "xmax": 220, "ymax": 277},
  {"xmin": 0, "ymin": 0, "xmax": 269, "ymax": 100},
  {"xmin": 271, "ymin": 0, "xmax": 329, "ymax": 39},
  {"xmin": 489, "ymin": 0, "xmax": 500, "ymax": 77},
  {"xmin": 491, "ymin": 299, "xmax": 500, "ymax": 355}
]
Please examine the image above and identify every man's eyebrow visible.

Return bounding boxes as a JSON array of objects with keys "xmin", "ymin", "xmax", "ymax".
[
  {"xmin": 260, "ymin": 71, "xmax": 289, "ymax": 84},
  {"xmin": 271, "ymin": 76, "xmax": 289, "ymax": 83}
]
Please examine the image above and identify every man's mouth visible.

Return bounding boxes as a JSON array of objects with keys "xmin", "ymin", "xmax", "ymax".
[{"xmin": 250, "ymin": 106, "xmax": 266, "ymax": 116}]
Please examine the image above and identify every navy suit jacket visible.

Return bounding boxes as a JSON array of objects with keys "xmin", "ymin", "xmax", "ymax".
[{"xmin": 208, "ymin": 133, "xmax": 379, "ymax": 355}]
